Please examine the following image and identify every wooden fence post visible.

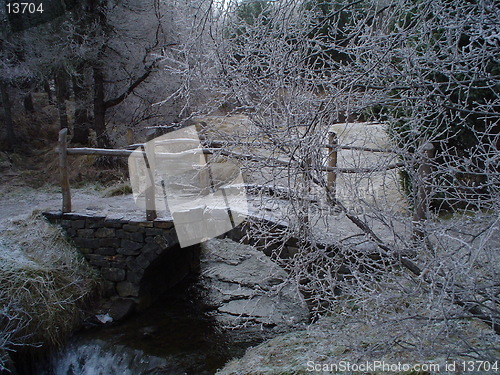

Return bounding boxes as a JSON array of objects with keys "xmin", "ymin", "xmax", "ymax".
[
  {"xmin": 144, "ymin": 130, "xmax": 157, "ymax": 221},
  {"xmin": 412, "ymin": 141, "xmax": 435, "ymax": 241},
  {"xmin": 58, "ymin": 128, "xmax": 71, "ymax": 213},
  {"xmin": 327, "ymin": 131, "xmax": 338, "ymax": 199}
]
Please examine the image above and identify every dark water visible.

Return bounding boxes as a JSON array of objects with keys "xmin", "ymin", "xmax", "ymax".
[{"xmin": 40, "ymin": 277, "xmax": 262, "ymax": 375}]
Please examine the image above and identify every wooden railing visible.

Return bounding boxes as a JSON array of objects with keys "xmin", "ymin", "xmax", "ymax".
[{"xmin": 57, "ymin": 128, "xmax": 401, "ymax": 218}]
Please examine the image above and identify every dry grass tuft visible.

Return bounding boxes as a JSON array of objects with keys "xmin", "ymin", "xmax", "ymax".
[
  {"xmin": 0, "ymin": 212, "xmax": 100, "ymax": 367},
  {"xmin": 102, "ymin": 181, "xmax": 133, "ymax": 197}
]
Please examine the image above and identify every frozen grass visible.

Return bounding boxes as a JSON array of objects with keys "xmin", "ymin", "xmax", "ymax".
[
  {"xmin": 217, "ymin": 295, "xmax": 500, "ymax": 375},
  {"xmin": 102, "ymin": 181, "xmax": 133, "ymax": 197},
  {"xmin": 0, "ymin": 212, "xmax": 100, "ymax": 370}
]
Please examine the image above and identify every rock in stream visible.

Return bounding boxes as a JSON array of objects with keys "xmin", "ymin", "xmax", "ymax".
[{"xmin": 195, "ymin": 238, "xmax": 309, "ymax": 333}]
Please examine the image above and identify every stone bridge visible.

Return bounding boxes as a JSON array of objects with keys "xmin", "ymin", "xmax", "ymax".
[
  {"xmin": 42, "ymin": 209, "xmax": 303, "ymax": 316},
  {"xmin": 42, "ymin": 212, "xmax": 199, "ymax": 309}
]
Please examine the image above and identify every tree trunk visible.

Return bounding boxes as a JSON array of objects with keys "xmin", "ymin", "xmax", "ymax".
[
  {"xmin": 0, "ymin": 80, "xmax": 16, "ymax": 149},
  {"xmin": 89, "ymin": 0, "xmax": 109, "ymax": 149},
  {"xmin": 412, "ymin": 142, "xmax": 435, "ymax": 241},
  {"xmin": 43, "ymin": 79, "xmax": 54, "ymax": 104},
  {"xmin": 20, "ymin": 78, "xmax": 35, "ymax": 113},
  {"xmin": 93, "ymin": 66, "xmax": 110, "ymax": 148},
  {"xmin": 55, "ymin": 71, "xmax": 69, "ymax": 131},
  {"xmin": 23, "ymin": 92, "xmax": 35, "ymax": 113},
  {"xmin": 72, "ymin": 73, "xmax": 90, "ymax": 145}
]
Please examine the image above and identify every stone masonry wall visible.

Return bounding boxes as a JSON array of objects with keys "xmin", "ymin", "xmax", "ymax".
[{"xmin": 42, "ymin": 212, "xmax": 200, "ymax": 311}]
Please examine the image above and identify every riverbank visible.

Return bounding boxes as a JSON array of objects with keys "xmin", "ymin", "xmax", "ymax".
[
  {"xmin": 0, "ymin": 213, "xmax": 100, "ymax": 373},
  {"xmin": 217, "ymin": 301, "xmax": 499, "ymax": 375}
]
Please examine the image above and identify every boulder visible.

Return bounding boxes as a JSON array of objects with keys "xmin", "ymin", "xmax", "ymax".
[
  {"xmin": 196, "ymin": 238, "xmax": 308, "ymax": 331},
  {"xmin": 109, "ymin": 297, "xmax": 136, "ymax": 321}
]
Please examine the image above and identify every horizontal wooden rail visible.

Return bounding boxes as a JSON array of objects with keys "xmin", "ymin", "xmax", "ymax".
[
  {"xmin": 67, "ymin": 148, "xmax": 136, "ymax": 157},
  {"xmin": 324, "ymin": 143, "xmax": 396, "ymax": 153},
  {"xmin": 322, "ymin": 162, "xmax": 404, "ymax": 173},
  {"xmin": 128, "ymin": 139, "xmax": 396, "ymax": 154},
  {"xmin": 67, "ymin": 147, "xmax": 213, "ymax": 158}
]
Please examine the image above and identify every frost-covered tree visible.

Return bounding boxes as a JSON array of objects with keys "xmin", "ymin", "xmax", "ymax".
[
  {"xmin": 0, "ymin": 4, "xmax": 33, "ymax": 149},
  {"xmin": 162, "ymin": 0, "xmax": 499, "ymax": 359},
  {"xmin": 1, "ymin": 0, "xmax": 184, "ymax": 147}
]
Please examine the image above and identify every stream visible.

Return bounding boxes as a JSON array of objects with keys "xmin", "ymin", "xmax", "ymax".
[
  {"xmin": 31, "ymin": 237, "xmax": 309, "ymax": 375},
  {"xmin": 36, "ymin": 276, "xmax": 263, "ymax": 375}
]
